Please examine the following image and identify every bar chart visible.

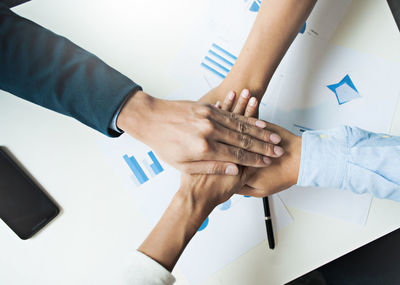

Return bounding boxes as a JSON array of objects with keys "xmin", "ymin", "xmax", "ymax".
[
  {"xmin": 123, "ymin": 151, "xmax": 164, "ymax": 186},
  {"xmin": 201, "ymin": 43, "xmax": 237, "ymax": 79}
]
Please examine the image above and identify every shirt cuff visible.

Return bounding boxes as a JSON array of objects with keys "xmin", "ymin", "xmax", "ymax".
[
  {"xmin": 296, "ymin": 127, "xmax": 348, "ymax": 189},
  {"xmin": 108, "ymin": 91, "xmax": 136, "ymax": 134},
  {"xmin": 124, "ymin": 251, "xmax": 176, "ymax": 285}
]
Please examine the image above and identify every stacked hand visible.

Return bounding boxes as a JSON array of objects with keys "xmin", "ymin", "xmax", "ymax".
[
  {"xmin": 179, "ymin": 89, "xmax": 302, "ymax": 216},
  {"xmin": 215, "ymin": 90, "xmax": 302, "ymax": 197},
  {"xmin": 117, "ymin": 90, "xmax": 285, "ymax": 175},
  {"xmin": 138, "ymin": 91, "xmax": 302, "ymax": 271}
]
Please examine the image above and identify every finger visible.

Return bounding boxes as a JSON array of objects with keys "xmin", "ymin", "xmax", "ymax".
[
  {"xmin": 237, "ymin": 185, "xmax": 266, "ymax": 197},
  {"xmin": 212, "ymin": 121, "xmax": 285, "ymax": 157},
  {"xmin": 221, "ymin": 91, "xmax": 236, "ymax": 111},
  {"xmin": 181, "ymin": 161, "xmax": 239, "ymax": 175},
  {"xmin": 210, "ymin": 109, "xmax": 283, "ymax": 144},
  {"xmin": 244, "ymin": 97, "xmax": 258, "ymax": 118},
  {"xmin": 233, "ymin": 89, "xmax": 250, "ymax": 114},
  {"xmin": 213, "ymin": 142, "xmax": 273, "ymax": 167},
  {"xmin": 215, "ymin": 101, "xmax": 221, "ymax": 109}
]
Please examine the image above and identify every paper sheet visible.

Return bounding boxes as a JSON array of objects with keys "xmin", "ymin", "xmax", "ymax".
[
  {"xmin": 98, "ymin": 134, "xmax": 293, "ymax": 285},
  {"xmin": 260, "ymin": 42, "xmax": 400, "ymax": 135},
  {"xmin": 279, "ymin": 187, "xmax": 372, "ymax": 225},
  {"xmin": 259, "ymin": 44, "xmax": 400, "ymax": 225}
]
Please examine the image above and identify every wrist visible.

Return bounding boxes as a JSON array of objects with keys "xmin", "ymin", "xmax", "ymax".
[
  {"xmin": 138, "ymin": 185, "xmax": 212, "ymax": 272},
  {"xmin": 220, "ymin": 73, "xmax": 267, "ymax": 100},
  {"xmin": 116, "ymin": 90, "xmax": 155, "ymax": 140},
  {"xmin": 288, "ymin": 135, "xmax": 302, "ymax": 185},
  {"xmin": 171, "ymin": 185, "xmax": 214, "ymax": 231}
]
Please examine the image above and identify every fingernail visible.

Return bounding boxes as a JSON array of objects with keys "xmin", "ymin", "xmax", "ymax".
[
  {"xmin": 263, "ymin": 156, "xmax": 271, "ymax": 166},
  {"xmin": 225, "ymin": 165, "xmax": 239, "ymax": 175},
  {"xmin": 270, "ymin": 133, "xmax": 281, "ymax": 144},
  {"xmin": 274, "ymin": 146, "xmax": 285, "ymax": 156},
  {"xmin": 216, "ymin": 101, "xmax": 221, "ymax": 108},
  {"xmin": 255, "ymin": 120, "xmax": 267, "ymax": 128},
  {"xmin": 249, "ymin": 97, "xmax": 257, "ymax": 106},
  {"xmin": 228, "ymin": 91, "xmax": 235, "ymax": 100},
  {"xmin": 241, "ymin": 89, "xmax": 250, "ymax": 98}
]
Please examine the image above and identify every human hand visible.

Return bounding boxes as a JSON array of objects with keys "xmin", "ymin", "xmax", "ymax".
[
  {"xmin": 117, "ymin": 90, "xmax": 285, "ymax": 175},
  {"xmin": 217, "ymin": 91, "xmax": 302, "ymax": 197},
  {"xmin": 138, "ymin": 145, "xmax": 255, "ymax": 272}
]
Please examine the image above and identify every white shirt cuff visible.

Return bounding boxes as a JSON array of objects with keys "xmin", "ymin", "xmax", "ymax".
[{"xmin": 124, "ymin": 251, "xmax": 175, "ymax": 285}]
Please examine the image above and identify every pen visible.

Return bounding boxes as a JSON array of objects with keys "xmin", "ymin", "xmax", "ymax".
[{"xmin": 262, "ymin": 196, "xmax": 275, "ymax": 249}]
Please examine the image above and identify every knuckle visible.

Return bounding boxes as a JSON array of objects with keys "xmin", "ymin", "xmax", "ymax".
[
  {"xmin": 200, "ymin": 120, "xmax": 215, "ymax": 136},
  {"xmin": 237, "ymin": 121, "xmax": 248, "ymax": 133},
  {"xmin": 207, "ymin": 163, "xmax": 221, "ymax": 174},
  {"xmin": 255, "ymin": 154, "xmax": 265, "ymax": 165},
  {"xmin": 197, "ymin": 104, "xmax": 213, "ymax": 118},
  {"xmin": 240, "ymin": 134, "xmax": 252, "ymax": 149},
  {"xmin": 264, "ymin": 143, "xmax": 275, "ymax": 156},
  {"xmin": 261, "ymin": 130, "xmax": 271, "ymax": 142},
  {"xmin": 198, "ymin": 140, "xmax": 211, "ymax": 155},
  {"xmin": 228, "ymin": 111, "xmax": 237, "ymax": 121},
  {"xmin": 181, "ymin": 164, "xmax": 192, "ymax": 173},
  {"xmin": 234, "ymin": 148, "xmax": 246, "ymax": 162}
]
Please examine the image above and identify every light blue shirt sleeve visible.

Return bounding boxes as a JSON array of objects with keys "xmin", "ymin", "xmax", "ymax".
[{"xmin": 297, "ymin": 126, "xmax": 400, "ymax": 201}]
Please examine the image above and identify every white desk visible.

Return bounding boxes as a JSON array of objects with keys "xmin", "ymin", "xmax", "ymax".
[{"xmin": 0, "ymin": 0, "xmax": 399, "ymax": 284}]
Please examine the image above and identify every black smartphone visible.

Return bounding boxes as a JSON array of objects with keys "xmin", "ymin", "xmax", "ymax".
[{"xmin": 0, "ymin": 146, "xmax": 59, "ymax": 240}]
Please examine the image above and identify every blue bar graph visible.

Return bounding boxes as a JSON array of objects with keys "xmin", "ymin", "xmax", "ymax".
[
  {"xmin": 123, "ymin": 154, "xmax": 149, "ymax": 185},
  {"xmin": 208, "ymin": 50, "xmax": 234, "ymax": 67},
  {"xmin": 204, "ymin": 56, "xmax": 230, "ymax": 73},
  {"xmin": 201, "ymin": 43, "xmax": 238, "ymax": 79},
  {"xmin": 211, "ymin": 44, "xmax": 237, "ymax": 61},
  {"xmin": 148, "ymin": 151, "xmax": 164, "ymax": 175},
  {"xmin": 201, "ymin": 62, "xmax": 226, "ymax": 79},
  {"xmin": 123, "ymin": 151, "xmax": 164, "ymax": 186}
]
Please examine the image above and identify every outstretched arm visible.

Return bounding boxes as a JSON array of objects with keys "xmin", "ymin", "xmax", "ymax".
[
  {"xmin": 0, "ymin": 3, "xmax": 283, "ymax": 175},
  {"xmin": 219, "ymin": 94, "xmax": 400, "ymax": 201},
  {"xmin": 201, "ymin": 0, "xmax": 316, "ymax": 104}
]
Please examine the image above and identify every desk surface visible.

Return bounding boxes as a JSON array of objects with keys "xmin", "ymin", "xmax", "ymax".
[{"xmin": 0, "ymin": 0, "xmax": 399, "ymax": 284}]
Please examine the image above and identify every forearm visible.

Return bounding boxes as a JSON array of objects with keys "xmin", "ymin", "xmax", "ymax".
[
  {"xmin": 0, "ymin": 3, "xmax": 140, "ymax": 137},
  {"xmin": 138, "ymin": 188, "xmax": 213, "ymax": 271},
  {"xmin": 297, "ymin": 126, "xmax": 400, "ymax": 200},
  {"xmin": 202, "ymin": 0, "xmax": 316, "ymax": 104}
]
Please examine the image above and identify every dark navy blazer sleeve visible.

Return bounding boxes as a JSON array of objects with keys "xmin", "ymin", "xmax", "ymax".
[{"xmin": 0, "ymin": 3, "xmax": 142, "ymax": 137}]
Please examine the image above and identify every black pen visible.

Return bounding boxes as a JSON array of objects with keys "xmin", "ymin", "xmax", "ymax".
[{"xmin": 262, "ymin": 196, "xmax": 275, "ymax": 249}]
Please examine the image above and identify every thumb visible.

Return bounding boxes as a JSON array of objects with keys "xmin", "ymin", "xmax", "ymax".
[{"xmin": 181, "ymin": 161, "xmax": 239, "ymax": 175}]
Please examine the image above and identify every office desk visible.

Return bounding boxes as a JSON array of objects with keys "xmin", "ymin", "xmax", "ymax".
[{"xmin": 0, "ymin": 0, "xmax": 399, "ymax": 284}]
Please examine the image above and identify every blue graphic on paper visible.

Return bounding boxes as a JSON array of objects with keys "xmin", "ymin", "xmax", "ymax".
[
  {"xmin": 248, "ymin": 0, "xmax": 262, "ymax": 12},
  {"xmin": 123, "ymin": 154, "xmax": 149, "ymax": 185},
  {"xmin": 219, "ymin": 199, "xmax": 232, "ymax": 211},
  {"xmin": 147, "ymin": 151, "xmax": 164, "ymax": 175},
  {"xmin": 299, "ymin": 22, "xmax": 306, "ymax": 34},
  {"xmin": 123, "ymin": 151, "xmax": 164, "ymax": 186},
  {"xmin": 198, "ymin": 216, "xmax": 209, "ymax": 231},
  {"xmin": 327, "ymin": 74, "xmax": 360, "ymax": 105},
  {"xmin": 201, "ymin": 43, "xmax": 238, "ymax": 79}
]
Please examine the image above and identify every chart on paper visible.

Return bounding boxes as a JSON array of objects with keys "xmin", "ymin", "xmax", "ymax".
[{"xmin": 123, "ymin": 151, "xmax": 164, "ymax": 187}]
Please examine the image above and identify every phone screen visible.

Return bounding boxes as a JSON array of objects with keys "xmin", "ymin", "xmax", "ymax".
[{"xmin": 0, "ymin": 147, "xmax": 59, "ymax": 239}]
